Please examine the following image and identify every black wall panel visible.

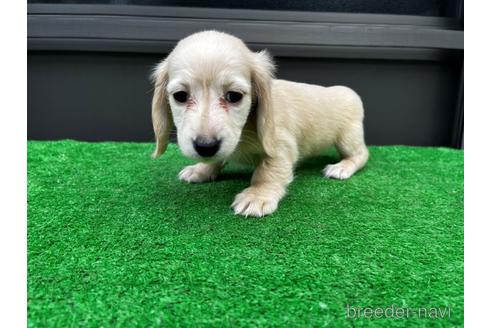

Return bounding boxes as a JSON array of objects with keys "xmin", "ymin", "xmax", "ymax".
[{"xmin": 28, "ymin": 51, "xmax": 461, "ymax": 146}]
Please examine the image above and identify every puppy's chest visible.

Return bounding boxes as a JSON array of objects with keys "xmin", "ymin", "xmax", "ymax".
[{"xmin": 229, "ymin": 130, "xmax": 264, "ymax": 166}]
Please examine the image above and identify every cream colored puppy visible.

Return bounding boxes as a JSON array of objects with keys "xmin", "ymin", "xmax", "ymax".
[{"xmin": 151, "ymin": 30, "xmax": 369, "ymax": 217}]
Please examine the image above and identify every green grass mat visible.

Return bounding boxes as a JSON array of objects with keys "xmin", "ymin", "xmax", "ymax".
[{"xmin": 28, "ymin": 141, "xmax": 463, "ymax": 327}]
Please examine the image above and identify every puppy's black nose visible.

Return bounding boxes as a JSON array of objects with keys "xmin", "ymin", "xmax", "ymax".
[{"xmin": 193, "ymin": 136, "xmax": 221, "ymax": 157}]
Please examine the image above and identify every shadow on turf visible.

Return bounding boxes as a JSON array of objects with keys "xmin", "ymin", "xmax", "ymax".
[
  {"xmin": 212, "ymin": 153, "xmax": 340, "ymax": 182},
  {"xmin": 147, "ymin": 154, "xmax": 341, "ymax": 219},
  {"xmin": 296, "ymin": 154, "xmax": 340, "ymax": 172}
]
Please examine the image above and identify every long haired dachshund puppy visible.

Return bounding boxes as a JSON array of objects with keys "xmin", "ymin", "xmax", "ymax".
[{"xmin": 151, "ymin": 30, "xmax": 369, "ymax": 217}]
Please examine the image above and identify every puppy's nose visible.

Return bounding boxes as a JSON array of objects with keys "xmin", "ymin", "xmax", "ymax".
[{"xmin": 193, "ymin": 136, "xmax": 221, "ymax": 157}]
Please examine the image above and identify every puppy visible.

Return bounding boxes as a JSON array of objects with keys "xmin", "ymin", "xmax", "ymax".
[{"xmin": 151, "ymin": 30, "xmax": 369, "ymax": 217}]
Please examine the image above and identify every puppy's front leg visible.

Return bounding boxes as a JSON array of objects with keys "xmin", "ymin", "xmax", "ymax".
[
  {"xmin": 179, "ymin": 162, "xmax": 223, "ymax": 183},
  {"xmin": 232, "ymin": 156, "xmax": 294, "ymax": 217}
]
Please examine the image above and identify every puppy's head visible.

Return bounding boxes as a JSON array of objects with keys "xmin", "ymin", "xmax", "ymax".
[{"xmin": 151, "ymin": 30, "xmax": 275, "ymax": 162}]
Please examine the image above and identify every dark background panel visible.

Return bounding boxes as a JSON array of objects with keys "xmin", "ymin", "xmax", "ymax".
[
  {"xmin": 27, "ymin": 51, "xmax": 461, "ymax": 146},
  {"xmin": 28, "ymin": 52, "xmax": 158, "ymax": 142}
]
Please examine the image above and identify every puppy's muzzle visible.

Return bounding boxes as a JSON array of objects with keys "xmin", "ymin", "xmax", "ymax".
[{"xmin": 193, "ymin": 136, "xmax": 221, "ymax": 157}]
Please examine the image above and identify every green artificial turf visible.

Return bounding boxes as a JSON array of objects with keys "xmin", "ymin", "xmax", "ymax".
[{"xmin": 28, "ymin": 141, "xmax": 463, "ymax": 327}]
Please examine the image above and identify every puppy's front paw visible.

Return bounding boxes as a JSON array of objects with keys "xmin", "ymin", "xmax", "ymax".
[
  {"xmin": 231, "ymin": 187, "xmax": 279, "ymax": 217},
  {"xmin": 178, "ymin": 163, "xmax": 218, "ymax": 183}
]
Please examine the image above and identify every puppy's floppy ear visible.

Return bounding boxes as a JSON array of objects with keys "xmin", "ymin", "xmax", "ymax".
[
  {"xmin": 151, "ymin": 58, "xmax": 173, "ymax": 159},
  {"xmin": 251, "ymin": 50, "xmax": 276, "ymax": 157}
]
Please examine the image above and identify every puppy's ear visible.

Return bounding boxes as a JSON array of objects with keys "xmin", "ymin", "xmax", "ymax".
[
  {"xmin": 151, "ymin": 59, "xmax": 173, "ymax": 159},
  {"xmin": 251, "ymin": 50, "xmax": 276, "ymax": 157}
]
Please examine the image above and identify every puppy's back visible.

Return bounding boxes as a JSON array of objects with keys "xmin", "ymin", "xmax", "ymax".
[{"xmin": 271, "ymin": 79, "xmax": 364, "ymax": 157}]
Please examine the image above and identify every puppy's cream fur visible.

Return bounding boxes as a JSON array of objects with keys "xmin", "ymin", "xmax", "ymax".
[{"xmin": 152, "ymin": 30, "xmax": 368, "ymax": 217}]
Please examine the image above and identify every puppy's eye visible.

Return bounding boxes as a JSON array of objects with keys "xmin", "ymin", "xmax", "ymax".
[
  {"xmin": 225, "ymin": 91, "xmax": 243, "ymax": 104},
  {"xmin": 173, "ymin": 91, "xmax": 188, "ymax": 103}
]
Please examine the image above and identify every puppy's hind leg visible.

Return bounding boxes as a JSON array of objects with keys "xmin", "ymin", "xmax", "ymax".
[{"xmin": 323, "ymin": 123, "xmax": 368, "ymax": 180}]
